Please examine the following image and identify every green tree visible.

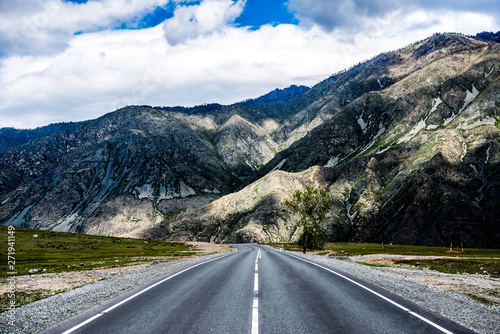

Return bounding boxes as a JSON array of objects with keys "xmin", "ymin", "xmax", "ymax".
[
  {"xmin": 285, "ymin": 186, "xmax": 334, "ymax": 253},
  {"xmin": 495, "ymin": 116, "xmax": 500, "ymax": 128}
]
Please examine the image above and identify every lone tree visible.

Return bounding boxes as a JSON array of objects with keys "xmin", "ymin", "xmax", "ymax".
[{"xmin": 285, "ymin": 186, "xmax": 334, "ymax": 253}]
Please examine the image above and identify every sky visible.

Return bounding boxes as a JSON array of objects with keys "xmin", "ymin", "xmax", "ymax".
[{"xmin": 0, "ymin": 0, "xmax": 499, "ymax": 129}]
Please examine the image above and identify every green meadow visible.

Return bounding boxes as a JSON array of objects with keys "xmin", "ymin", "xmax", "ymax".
[
  {"xmin": 0, "ymin": 226, "xmax": 197, "ymax": 277},
  {"xmin": 270, "ymin": 242, "xmax": 500, "ymax": 278}
]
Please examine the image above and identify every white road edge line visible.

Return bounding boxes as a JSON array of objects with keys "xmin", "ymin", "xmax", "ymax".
[
  {"xmin": 61, "ymin": 253, "xmax": 234, "ymax": 334},
  {"xmin": 286, "ymin": 253, "xmax": 454, "ymax": 334}
]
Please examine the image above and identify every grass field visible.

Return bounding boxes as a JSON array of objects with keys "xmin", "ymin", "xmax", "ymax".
[
  {"xmin": 271, "ymin": 242, "xmax": 500, "ymax": 257},
  {"xmin": 395, "ymin": 258, "xmax": 500, "ymax": 278},
  {"xmin": 0, "ymin": 226, "xmax": 197, "ymax": 277},
  {"xmin": 269, "ymin": 242, "xmax": 500, "ymax": 278},
  {"xmin": 0, "ymin": 226, "xmax": 208, "ymax": 312}
]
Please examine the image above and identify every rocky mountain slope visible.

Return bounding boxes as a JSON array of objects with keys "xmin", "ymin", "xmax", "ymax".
[
  {"xmin": 0, "ymin": 83, "xmax": 328, "ymax": 236},
  {"xmin": 0, "ymin": 123, "xmax": 78, "ymax": 154},
  {"xmin": 1, "ymin": 33, "xmax": 499, "ymax": 247},
  {"xmin": 156, "ymin": 33, "xmax": 500, "ymax": 248}
]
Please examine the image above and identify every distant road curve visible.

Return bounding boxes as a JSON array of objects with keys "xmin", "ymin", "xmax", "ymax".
[{"xmin": 41, "ymin": 245, "xmax": 475, "ymax": 334}]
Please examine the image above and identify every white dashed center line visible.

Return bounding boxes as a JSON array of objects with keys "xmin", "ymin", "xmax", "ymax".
[
  {"xmin": 251, "ymin": 297, "xmax": 259, "ymax": 334},
  {"xmin": 251, "ymin": 249, "xmax": 261, "ymax": 334},
  {"xmin": 254, "ymin": 272, "xmax": 259, "ymax": 294}
]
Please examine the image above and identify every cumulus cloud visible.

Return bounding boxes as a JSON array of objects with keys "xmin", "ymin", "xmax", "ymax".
[
  {"xmin": 163, "ymin": 0, "xmax": 246, "ymax": 45},
  {"xmin": 0, "ymin": 22, "xmax": 370, "ymax": 128},
  {"xmin": 288, "ymin": 0, "xmax": 399, "ymax": 33},
  {"xmin": 1, "ymin": 0, "xmax": 499, "ymax": 129},
  {"xmin": 288, "ymin": 0, "xmax": 500, "ymax": 36},
  {"xmin": 0, "ymin": 0, "xmax": 169, "ymax": 56}
]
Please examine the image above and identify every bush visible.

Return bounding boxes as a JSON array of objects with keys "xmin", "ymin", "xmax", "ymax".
[{"xmin": 297, "ymin": 227, "xmax": 325, "ymax": 251}]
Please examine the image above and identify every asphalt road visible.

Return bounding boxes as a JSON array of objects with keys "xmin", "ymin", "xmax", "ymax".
[{"xmin": 42, "ymin": 245, "xmax": 475, "ymax": 334}]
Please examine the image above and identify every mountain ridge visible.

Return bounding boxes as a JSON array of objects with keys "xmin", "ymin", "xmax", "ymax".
[
  {"xmin": 157, "ymin": 33, "xmax": 500, "ymax": 247},
  {"xmin": 1, "ymin": 32, "xmax": 499, "ymax": 247}
]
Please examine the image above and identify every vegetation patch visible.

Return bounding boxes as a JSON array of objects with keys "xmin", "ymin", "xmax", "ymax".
[
  {"xmin": 466, "ymin": 293, "xmax": 499, "ymax": 307},
  {"xmin": 395, "ymin": 259, "xmax": 500, "ymax": 278},
  {"xmin": 355, "ymin": 261, "xmax": 390, "ymax": 268},
  {"xmin": 0, "ymin": 226, "xmax": 197, "ymax": 277},
  {"xmin": 0, "ymin": 288, "xmax": 70, "ymax": 312},
  {"xmin": 270, "ymin": 242, "xmax": 500, "ymax": 259},
  {"xmin": 324, "ymin": 243, "xmax": 500, "ymax": 258}
]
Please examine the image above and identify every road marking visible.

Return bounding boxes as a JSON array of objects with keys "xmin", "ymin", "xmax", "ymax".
[
  {"xmin": 61, "ymin": 314, "xmax": 103, "ymax": 334},
  {"xmin": 61, "ymin": 253, "xmax": 234, "ymax": 334},
  {"xmin": 254, "ymin": 272, "xmax": 259, "ymax": 294},
  {"xmin": 254, "ymin": 249, "xmax": 260, "ymax": 294},
  {"xmin": 251, "ymin": 297, "xmax": 259, "ymax": 334},
  {"xmin": 286, "ymin": 253, "xmax": 454, "ymax": 334},
  {"xmin": 252, "ymin": 248, "xmax": 260, "ymax": 334}
]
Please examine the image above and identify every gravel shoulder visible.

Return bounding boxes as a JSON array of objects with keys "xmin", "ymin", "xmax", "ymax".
[{"xmin": 1, "ymin": 247, "xmax": 498, "ymax": 334}]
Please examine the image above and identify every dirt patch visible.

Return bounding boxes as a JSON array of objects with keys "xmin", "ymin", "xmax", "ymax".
[
  {"xmin": 0, "ymin": 265, "xmax": 145, "ymax": 296},
  {"xmin": 186, "ymin": 242, "xmax": 234, "ymax": 253},
  {"xmin": 0, "ymin": 264, "xmax": 153, "ymax": 311}
]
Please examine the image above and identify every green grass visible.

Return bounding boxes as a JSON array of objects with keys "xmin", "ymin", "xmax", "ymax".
[
  {"xmin": 0, "ymin": 226, "xmax": 208, "ymax": 312},
  {"xmin": 269, "ymin": 242, "xmax": 500, "ymax": 279},
  {"xmin": 270, "ymin": 242, "xmax": 500, "ymax": 258},
  {"xmin": 326, "ymin": 242, "xmax": 500, "ymax": 258},
  {"xmin": 0, "ymin": 289, "xmax": 67, "ymax": 311},
  {"xmin": 466, "ymin": 293, "xmax": 499, "ymax": 307},
  {"xmin": 0, "ymin": 226, "xmax": 197, "ymax": 277},
  {"xmin": 355, "ymin": 261, "xmax": 390, "ymax": 268},
  {"xmin": 395, "ymin": 259, "xmax": 500, "ymax": 278}
]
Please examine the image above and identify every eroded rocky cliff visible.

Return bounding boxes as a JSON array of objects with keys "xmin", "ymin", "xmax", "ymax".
[{"xmin": 157, "ymin": 33, "xmax": 500, "ymax": 247}]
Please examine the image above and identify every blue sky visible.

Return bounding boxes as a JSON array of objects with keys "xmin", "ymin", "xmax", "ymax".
[
  {"xmin": 0, "ymin": 0, "xmax": 499, "ymax": 128},
  {"xmin": 234, "ymin": 0, "xmax": 298, "ymax": 28},
  {"xmin": 65, "ymin": 0, "xmax": 298, "ymax": 30}
]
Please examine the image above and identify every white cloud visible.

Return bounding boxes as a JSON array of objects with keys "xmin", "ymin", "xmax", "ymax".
[
  {"xmin": 163, "ymin": 0, "xmax": 246, "ymax": 44},
  {"xmin": 0, "ymin": 0, "xmax": 169, "ymax": 56},
  {"xmin": 0, "ymin": 22, "xmax": 364, "ymax": 128},
  {"xmin": 288, "ymin": 0, "xmax": 500, "ymax": 35},
  {"xmin": 289, "ymin": 0, "xmax": 401, "ymax": 33},
  {"xmin": 0, "ymin": 0, "xmax": 499, "ymax": 129}
]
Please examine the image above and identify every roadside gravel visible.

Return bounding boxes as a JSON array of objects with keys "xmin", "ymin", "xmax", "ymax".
[
  {"xmin": 0, "ymin": 253, "xmax": 228, "ymax": 334},
  {"xmin": 293, "ymin": 252, "xmax": 500, "ymax": 334}
]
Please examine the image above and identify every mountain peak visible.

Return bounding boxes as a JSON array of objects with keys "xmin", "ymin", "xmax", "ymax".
[
  {"xmin": 474, "ymin": 31, "xmax": 500, "ymax": 43},
  {"xmin": 242, "ymin": 85, "xmax": 310, "ymax": 105}
]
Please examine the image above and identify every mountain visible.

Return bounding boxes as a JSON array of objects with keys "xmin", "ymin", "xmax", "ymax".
[
  {"xmin": 241, "ymin": 85, "xmax": 310, "ymax": 104},
  {"xmin": 1, "ymin": 32, "xmax": 499, "ymax": 247},
  {"xmin": 154, "ymin": 33, "xmax": 500, "ymax": 248},
  {"xmin": 0, "ymin": 89, "xmax": 321, "ymax": 236},
  {"xmin": 476, "ymin": 31, "xmax": 500, "ymax": 43},
  {"xmin": 0, "ymin": 122, "xmax": 78, "ymax": 154}
]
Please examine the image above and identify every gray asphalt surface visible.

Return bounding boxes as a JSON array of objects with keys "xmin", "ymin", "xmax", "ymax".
[{"xmin": 42, "ymin": 245, "xmax": 475, "ymax": 334}]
